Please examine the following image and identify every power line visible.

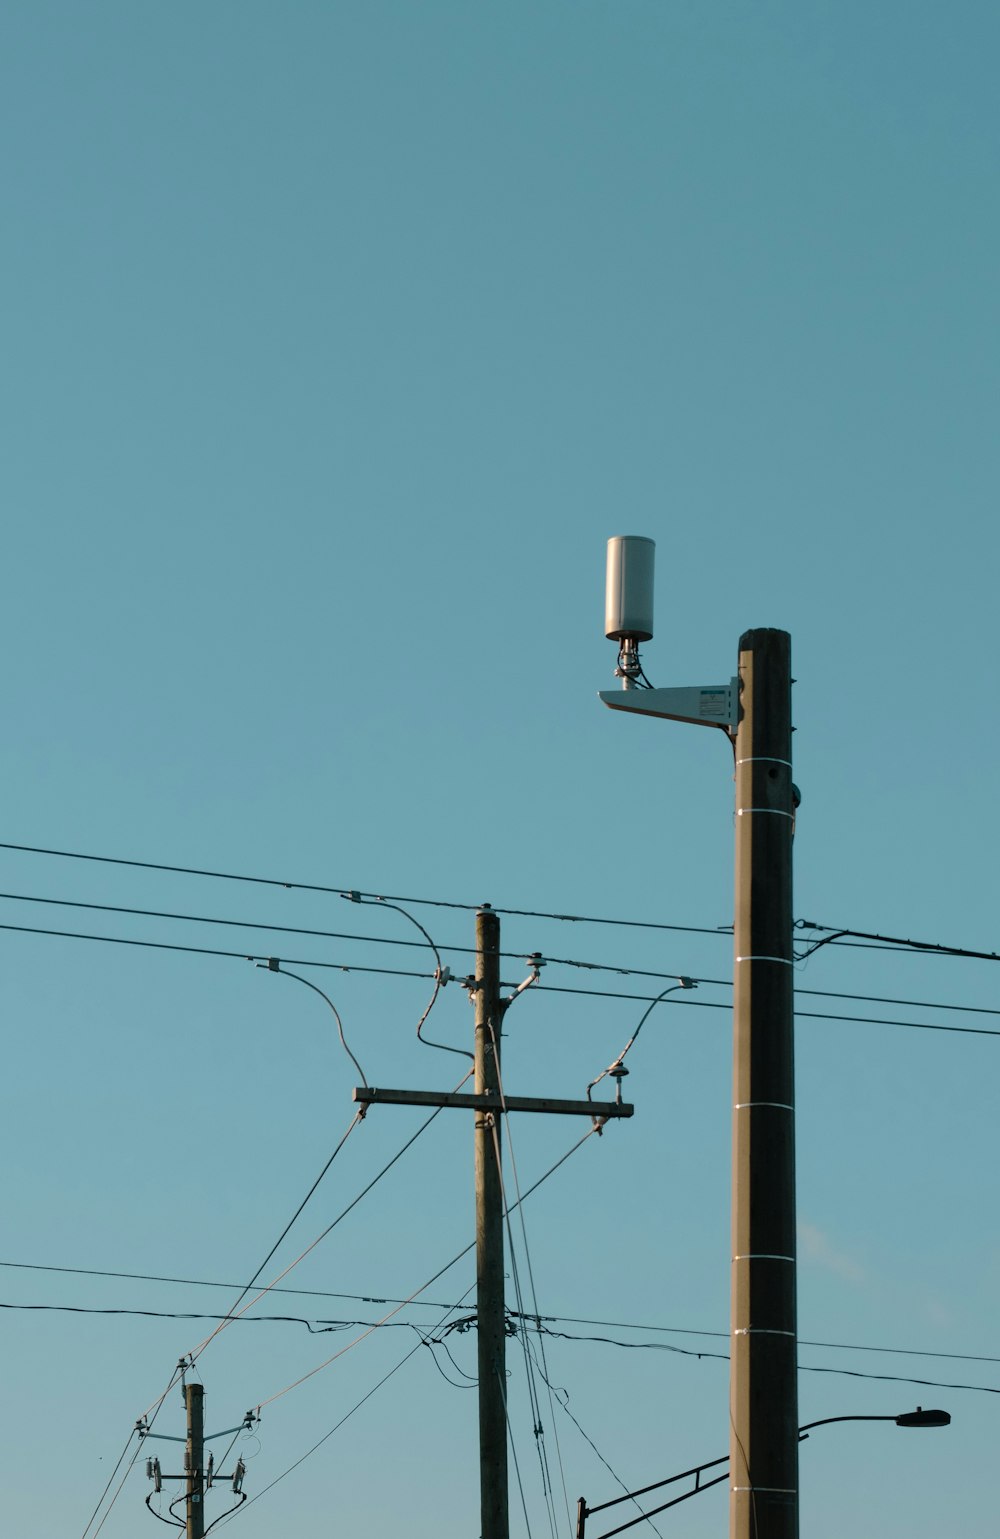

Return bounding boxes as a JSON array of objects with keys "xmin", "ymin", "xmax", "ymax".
[
  {"xmin": 517, "ymin": 1313, "xmax": 1000, "ymax": 1369},
  {"xmin": 488, "ymin": 1020, "xmax": 572, "ymax": 1537},
  {"xmin": 219, "ymin": 1339, "xmax": 426, "ymax": 1524},
  {"xmin": 18, "ymin": 1293, "xmax": 1000, "ymax": 1397},
  {"xmin": 81, "ymin": 1359, "xmax": 183, "ymax": 1539},
  {"xmin": 125, "ymin": 1084, "xmax": 468, "ymax": 1447},
  {"xmin": 0, "ymin": 1257, "xmax": 461, "ymax": 1308},
  {"xmin": 0, "ymin": 1299, "xmax": 427, "ymax": 1331},
  {"xmin": 0, "ymin": 917, "xmax": 431, "ymax": 977},
  {"xmin": 218, "ymin": 1281, "xmax": 482, "ymax": 1528},
  {"xmin": 0, "ymin": 1300, "xmax": 402, "ymax": 1328},
  {"xmin": 78, "ymin": 1428, "xmax": 140, "ymax": 1539},
  {"xmin": 249, "ymin": 1126, "xmax": 601, "ymax": 1416},
  {"xmin": 186, "ymin": 1068, "xmax": 473, "ymax": 1371},
  {"xmin": 4, "ymin": 838, "xmax": 997, "ymax": 963},
  {"xmin": 533, "ymin": 1324, "xmax": 1000, "ymax": 1398},
  {"xmin": 796, "ymin": 920, "xmax": 1000, "ymax": 964},
  {"xmin": 524, "ymin": 1335, "xmax": 667, "ymax": 1539},
  {"xmin": 0, "ymin": 840, "xmax": 724, "ymax": 935},
  {"xmin": 10, "ymin": 1265, "xmax": 1000, "ymax": 1369},
  {"xmin": 3, "ymin": 887, "xmax": 997, "ymax": 1024},
  {"xmin": 536, "ymin": 980, "xmax": 1000, "ymax": 1038},
  {"xmin": 1, "ymin": 918, "xmax": 997, "ymax": 1039},
  {"xmin": 186, "ymin": 1109, "xmax": 365, "ymax": 1367}
]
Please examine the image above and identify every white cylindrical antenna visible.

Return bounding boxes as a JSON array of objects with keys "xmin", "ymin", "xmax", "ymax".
[{"xmin": 605, "ymin": 535, "xmax": 655, "ymax": 641}]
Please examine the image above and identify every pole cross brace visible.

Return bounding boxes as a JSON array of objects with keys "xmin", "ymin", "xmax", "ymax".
[{"xmin": 353, "ymin": 1086, "xmax": 634, "ymax": 1118}]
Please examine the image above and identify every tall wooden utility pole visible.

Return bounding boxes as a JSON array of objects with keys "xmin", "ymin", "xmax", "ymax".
[
  {"xmin": 730, "ymin": 628, "xmax": 798, "ymax": 1539},
  {"xmin": 599, "ymin": 541, "xmax": 799, "ymax": 1539},
  {"xmin": 474, "ymin": 904, "xmax": 509, "ymax": 1539},
  {"xmin": 184, "ymin": 1382, "xmax": 206, "ymax": 1539}
]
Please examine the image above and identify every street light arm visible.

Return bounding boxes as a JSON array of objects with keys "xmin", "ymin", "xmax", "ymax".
[
  {"xmin": 799, "ymin": 1407, "xmax": 951, "ymax": 1436},
  {"xmin": 577, "ymin": 1462, "xmax": 730, "ymax": 1539},
  {"xmin": 798, "ymin": 1414, "xmax": 896, "ymax": 1435}
]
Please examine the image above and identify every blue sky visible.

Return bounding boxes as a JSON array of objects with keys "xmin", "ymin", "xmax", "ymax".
[{"xmin": 1, "ymin": 4, "xmax": 997, "ymax": 1536}]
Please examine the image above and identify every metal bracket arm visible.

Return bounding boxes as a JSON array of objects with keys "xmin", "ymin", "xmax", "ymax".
[{"xmin": 598, "ymin": 678, "xmax": 738, "ymax": 735}]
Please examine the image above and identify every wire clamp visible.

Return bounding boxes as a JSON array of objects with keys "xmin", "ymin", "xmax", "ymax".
[{"xmin": 435, "ymin": 965, "xmax": 454, "ymax": 987}]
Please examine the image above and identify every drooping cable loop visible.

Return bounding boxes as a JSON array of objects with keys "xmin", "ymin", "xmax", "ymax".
[
  {"xmin": 257, "ymin": 959, "xmax": 368, "ymax": 1088},
  {"xmin": 342, "ymin": 892, "xmax": 472, "ymax": 1062},
  {"xmin": 586, "ymin": 979, "xmax": 697, "ymax": 1104}
]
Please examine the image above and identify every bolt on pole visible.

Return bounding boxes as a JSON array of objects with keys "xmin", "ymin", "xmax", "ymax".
[
  {"xmin": 475, "ymin": 904, "xmax": 510, "ymax": 1539},
  {"xmin": 730, "ymin": 628, "xmax": 799, "ymax": 1539}
]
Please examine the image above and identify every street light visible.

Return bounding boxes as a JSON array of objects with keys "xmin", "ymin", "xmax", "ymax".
[
  {"xmin": 576, "ymin": 1408, "xmax": 951, "ymax": 1539},
  {"xmin": 799, "ymin": 1406, "xmax": 951, "ymax": 1437}
]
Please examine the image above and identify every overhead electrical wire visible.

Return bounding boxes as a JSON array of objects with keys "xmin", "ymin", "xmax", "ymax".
[
  {"xmin": 488, "ymin": 1014, "xmax": 572, "ymax": 1539},
  {"xmin": 411, "ymin": 1322, "xmax": 478, "ymax": 1391},
  {"xmin": 15, "ymin": 836, "xmax": 988, "ymax": 1525},
  {"xmin": 523, "ymin": 1334, "xmax": 665, "ymax": 1539},
  {"xmin": 117, "ymin": 1090, "xmax": 474, "ymax": 1526},
  {"xmin": 186, "ymin": 1108, "xmax": 366, "ymax": 1367},
  {"xmin": 345, "ymin": 892, "xmax": 471, "ymax": 1063},
  {"xmin": 489, "ymin": 1108, "xmax": 563, "ymax": 1539},
  {"xmin": 258, "ymin": 960, "xmax": 368, "ymax": 1088},
  {"xmin": 534, "ymin": 980, "xmax": 1000, "ymax": 1039},
  {"xmin": 5, "ymin": 886, "xmax": 997, "ymax": 1024},
  {"xmin": 216, "ymin": 1282, "xmax": 481, "ymax": 1529},
  {"xmin": 187, "ymin": 1065, "xmax": 475, "ymax": 1368},
  {"xmin": 6, "ymin": 1292, "xmax": 1000, "ymax": 1371},
  {"xmin": 81, "ymin": 1358, "xmax": 184, "ymax": 1539},
  {"xmin": 586, "ymin": 980, "xmax": 695, "ymax": 1101},
  {"xmin": 195, "ymin": 1133, "xmax": 604, "ymax": 1530},
  {"xmin": 29, "ymin": 1295, "xmax": 998, "ymax": 1400},
  {"xmin": 3, "ymin": 883, "xmax": 999, "ymax": 1032},
  {"xmin": 0, "ymin": 840, "xmax": 727, "ymax": 934},
  {"xmin": 218, "ymin": 1341, "xmax": 426, "ymax": 1525},
  {"xmin": 531, "ymin": 1324, "xmax": 1000, "ymax": 1398},
  {"xmin": 0, "ymin": 1301, "xmax": 423, "ymax": 1330},
  {"xmin": 499, "ymin": 1358, "xmax": 536, "ymax": 1539},
  {"xmin": 1, "ymin": 917, "xmax": 996, "ymax": 1040},
  {"xmin": 795, "ymin": 919, "xmax": 1000, "ymax": 964},
  {"xmin": 248, "ymin": 1125, "xmax": 601, "ymax": 1416},
  {"xmin": 4, "ymin": 839, "xmax": 998, "ymax": 964},
  {"xmin": 79, "ymin": 1428, "xmax": 144, "ymax": 1539}
]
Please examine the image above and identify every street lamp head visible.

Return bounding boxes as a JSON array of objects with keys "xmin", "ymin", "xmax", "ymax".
[{"xmin": 895, "ymin": 1407, "xmax": 951, "ymax": 1428}]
